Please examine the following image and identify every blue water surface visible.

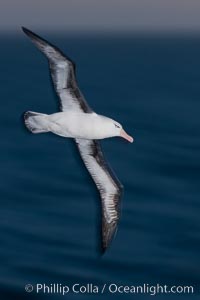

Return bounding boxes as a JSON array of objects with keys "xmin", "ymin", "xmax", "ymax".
[{"xmin": 0, "ymin": 33, "xmax": 200, "ymax": 299}]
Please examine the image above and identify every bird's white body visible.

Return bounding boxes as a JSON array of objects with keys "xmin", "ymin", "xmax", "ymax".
[{"xmin": 26, "ymin": 111, "xmax": 123, "ymax": 140}]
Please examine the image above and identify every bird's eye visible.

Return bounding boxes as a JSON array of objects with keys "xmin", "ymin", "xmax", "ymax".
[{"xmin": 114, "ymin": 124, "xmax": 120, "ymax": 128}]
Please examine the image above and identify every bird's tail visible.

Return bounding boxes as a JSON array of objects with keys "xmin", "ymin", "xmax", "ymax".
[{"xmin": 24, "ymin": 111, "xmax": 49, "ymax": 133}]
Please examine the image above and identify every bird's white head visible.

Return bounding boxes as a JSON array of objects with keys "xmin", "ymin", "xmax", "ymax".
[{"xmin": 99, "ymin": 116, "xmax": 133, "ymax": 143}]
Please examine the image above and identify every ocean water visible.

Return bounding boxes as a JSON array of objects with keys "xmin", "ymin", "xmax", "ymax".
[{"xmin": 0, "ymin": 33, "xmax": 200, "ymax": 299}]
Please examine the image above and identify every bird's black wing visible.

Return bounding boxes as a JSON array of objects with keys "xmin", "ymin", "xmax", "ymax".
[
  {"xmin": 22, "ymin": 27, "xmax": 92, "ymax": 113},
  {"xmin": 76, "ymin": 138, "xmax": 123, "ymax": 253}
]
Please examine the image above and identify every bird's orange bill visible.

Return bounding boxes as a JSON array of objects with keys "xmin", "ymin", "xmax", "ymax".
[{"xmin": 120, "ymin": 129, "xmax": 134, "ymax": 143}]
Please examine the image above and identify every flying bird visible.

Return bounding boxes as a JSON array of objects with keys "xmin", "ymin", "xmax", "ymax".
[{"xmin": 22, "ymin": 27, "xmax": 133, "ymax": 253}]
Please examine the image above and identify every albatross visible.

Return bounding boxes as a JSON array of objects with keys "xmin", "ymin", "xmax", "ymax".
[{"xmin": 22, "ymin": 27, "xmax": 133, "ymax": 253}]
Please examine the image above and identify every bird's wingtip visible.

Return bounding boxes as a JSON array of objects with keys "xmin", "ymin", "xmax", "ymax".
[
  {"xmin": 100, "ymin": 245, "xmax": 107, "ymax": 256},
  {"xmin": 101, "ymin": 220, "xmax": 118, "ymax": 255},
  {"xmin": 21, "ymin": 26, "xmax": 28, "ymax": 33},
  {"xmin": 21, "ymin": 27, "xmax": 41, "ymax": 41}
]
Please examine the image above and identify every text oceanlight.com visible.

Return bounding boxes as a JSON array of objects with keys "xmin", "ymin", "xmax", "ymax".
[{"xmin": 25, "ymin": 283, "xmax": 194, "ymax": 296}]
